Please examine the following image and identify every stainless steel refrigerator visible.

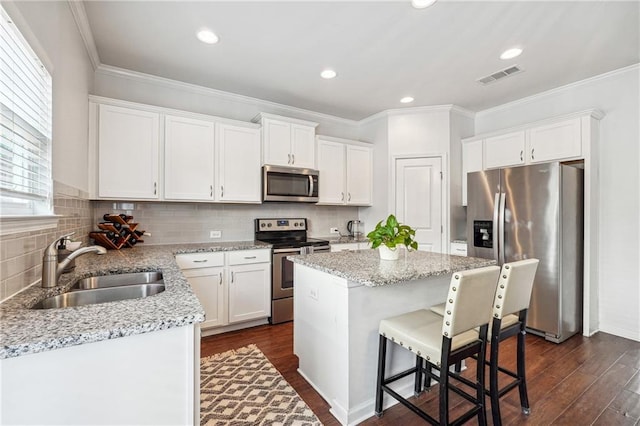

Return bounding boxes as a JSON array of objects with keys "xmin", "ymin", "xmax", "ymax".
[{"xmin": 467, "ymin": 162, "xmax": 583, "ymax": 343}]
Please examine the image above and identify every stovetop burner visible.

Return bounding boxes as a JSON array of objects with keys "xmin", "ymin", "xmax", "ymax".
[{"xmin": 254, "ymin": 218, "xmax": 329, "ymax": 249}]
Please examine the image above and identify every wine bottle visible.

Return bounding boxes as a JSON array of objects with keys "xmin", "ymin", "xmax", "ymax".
[
  {"xmin": 119, "ymin": 214, "xmax": 134, "ymax": 221},
  {"xmin": 99, "ymin": 221, "xmax": 122, "ymax": 230}
]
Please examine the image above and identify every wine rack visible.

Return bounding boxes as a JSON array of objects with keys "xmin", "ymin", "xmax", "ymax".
[{"xmin": 90, "ymin": 214, "xmax": 146, "ymax": 250}]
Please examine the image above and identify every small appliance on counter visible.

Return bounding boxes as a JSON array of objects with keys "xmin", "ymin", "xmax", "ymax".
[{"xmin": 347, "ymin": 219, "xmax": 364, "ymax": 238}]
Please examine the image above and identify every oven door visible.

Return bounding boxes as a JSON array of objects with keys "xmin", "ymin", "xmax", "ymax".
[{"xmin": 272, "ymin": 248, "xmax": 301, "ymax": 300}]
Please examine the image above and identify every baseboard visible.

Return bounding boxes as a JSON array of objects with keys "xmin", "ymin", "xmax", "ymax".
[{"xmin": 200, "ymin": 318, "xmax": 268, "ymax": 337}]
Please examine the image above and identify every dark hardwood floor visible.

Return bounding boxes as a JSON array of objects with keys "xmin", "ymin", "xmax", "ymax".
[{"xmin": 201, "ymin": 323, "xmax": 640, "ymax": 425}]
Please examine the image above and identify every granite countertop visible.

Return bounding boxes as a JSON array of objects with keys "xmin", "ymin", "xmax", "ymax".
[
  {"xmin": 321, "ymin": 235, "xmax": 370, "ymax": 245},
  {"xmin": 288, "ymin": 248, "xmax": 496, "ymax": 287},
  {"xmin": 0, "ymin": 241, "xmax": 270, "ymax": 359}
]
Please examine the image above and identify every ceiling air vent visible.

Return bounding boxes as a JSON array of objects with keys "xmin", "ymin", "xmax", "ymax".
[{"xmin": 476, "ymin": 65, "xmax": 524, "ymax": 85}]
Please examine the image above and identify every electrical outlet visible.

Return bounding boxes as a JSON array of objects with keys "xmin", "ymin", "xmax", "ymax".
[
  {"xmin": 330, "ymin": 227, "xmax": 339, "ymax": 234},
  {"xmin": 209, "ymin": 230, "xmax": 222, "ymax": 239}
]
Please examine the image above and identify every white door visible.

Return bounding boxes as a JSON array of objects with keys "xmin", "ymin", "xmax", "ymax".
[
  {"xmin": 182, "ymin": 267, "xmax": 225, "ymax": 329},
  {"xmin": 262, "ymin": 118, "xmax": 291, "ymax": 166},
  {"xmin": 317, "ymin": 140, "xmax": 346, "ymax": 204},
  {"xmin": 346, "ymin": 145, "xmax": 373, "ymax": 206},
  {"xmin": 394, "ymin": 157, "xmax": 443, "ymax": 253},
  {"xmin": 228, "ymin": 263, "xmax": 271, "ymax": 324}
]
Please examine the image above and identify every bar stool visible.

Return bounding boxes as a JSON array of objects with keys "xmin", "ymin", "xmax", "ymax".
[
  {"xmin": 430, "ymin": 258, "xmax": 539, "ymax": 425},
  {"xmin": 375, "ymin": 265, "xmax": 500, "ymax": 425}
]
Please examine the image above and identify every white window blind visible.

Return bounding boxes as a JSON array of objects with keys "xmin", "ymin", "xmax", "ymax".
[{"xmin": 0, "ymin": 6, "xmax": 52, "ymax": 216}]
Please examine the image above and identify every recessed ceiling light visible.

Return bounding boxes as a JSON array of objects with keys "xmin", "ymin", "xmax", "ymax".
[
  {"xmin": 500, "ymin": 47, "xmax": 523, "ymax": 60},
  {"xmin": 320, "ymin": 69, "xmax": 337, "ymax": 79},
  {"xmin": 411, "ymin": 0, "xmax": 437, "ymax": 9},
  {"xmin": 400, "ymin": 96, "xmax": 414, "ymax": 104},
  {"xmin": 197, "ymin": 29, "xmax": 219, "ymax": 44}
]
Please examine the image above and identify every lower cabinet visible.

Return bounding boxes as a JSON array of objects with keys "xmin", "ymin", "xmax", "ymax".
[
  {"xmin": 330, "ymin": 242, "xmax": 368, "ymax": 252},
  {"xmin": 177, "ymin": 249, "xmax": 271, "ymax": 333}
]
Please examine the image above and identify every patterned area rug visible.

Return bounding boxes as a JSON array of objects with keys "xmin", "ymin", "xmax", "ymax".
[{"xmin": 200, "ymin": 344, "xmax": 322, "ymax": 425}]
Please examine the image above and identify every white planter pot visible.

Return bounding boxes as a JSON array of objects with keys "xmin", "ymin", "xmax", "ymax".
[{"xmin": 378, "ymin": 245, "xmax": 400, "ymax": 261}]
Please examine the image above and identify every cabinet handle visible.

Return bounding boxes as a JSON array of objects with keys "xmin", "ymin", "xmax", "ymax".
[
  {"xmin": 531, "ymin": 148, "xmax": 535, "ymax": 160},
  {"xmin": 288, "ymin": 153, "xmax": 291, "ymax": 164},
  {"xmin": 291, "ymin": 153, "xmax": 295, "ymax": 164},
  {"xmin": 210, "ymin": 185, "xmax": 213, "ymax": 197},
  {"xmin": 341, "ymin": 192, "xmax": 344, "ymax": 201},
  {"xmin": 520, "ymin": 150, "xmax": 523, "ymax": 161},
  {"xmin": 231, "ymin": 271, "xmax": 234, "ymax": 283},
  {"xmin": 153, "ymin": 182, "xmax": 157, "ymax": 195},
  {"xmin": 244, "ymin": 256, "xmax": 257, "ymax": 259},
  {"xmin": 348, "ymin": 193, "xmax": 351, "ymax": 202},
  {"xmin": 219, "ymin": 272, "xmax": 222, "ymax": 285},
  {"xmin": 193, "ymin": 259, "xmax": 208, "ymax": 263},
  {"xmin": 221, "ymin": 186, "xmax": 224, "ymax": 197}
]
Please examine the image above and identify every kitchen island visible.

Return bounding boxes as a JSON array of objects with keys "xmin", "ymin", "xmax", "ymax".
[
  {"xmin": 0, "ymin": 241, "xmax": 269, "ymax": 425},
  {"xmin": 288, "ymin": 249, "xmax": 496, "ymax": 426}
]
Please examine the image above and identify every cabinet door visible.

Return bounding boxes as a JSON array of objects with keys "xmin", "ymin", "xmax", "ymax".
[
  {"xmin": 164, "ymin": 115, "xmax": 215, "ymax": 200},
  {"xmin": 183, "ymin": 267, "xmax": 225, "ymax": 329},
  {"xmin": 528, "ymin": 118, "xmax": 581, "ymax": 164},
  {"xmin": 228, "ymin": 263, "xmax": 271, "ymax": 324},
  {"xmin": 98, "ymin": 104, "xmax": 159, "ymax": 199},
  {"xmin": 462, "ymin": 139, "xmax": 483, "ymax": 206},
  {"xmin": 217, "ymin": 123, "xmax": 261, "ymax": 202},
  {"xmin": 346, "ymin": 145, "xmax": 373, "ymax": 206},
  {"xmin": 484, "ymin": 131, "xmax": 526, "ymax": 169},
  {"xmin": 290, "ymin": 124, "xmax": 316, "ymax": 168},
  {"xmin": 317, "ymin": 140, "xmax": 346, "ymax": 204},
  {"xmin": 262, "ymin": 118, "xmax": 291, "ymax": 166}
]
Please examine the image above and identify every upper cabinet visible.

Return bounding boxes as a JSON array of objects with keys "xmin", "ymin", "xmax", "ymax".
[
  {"xmin": 461, "ymin": 111, "xmax": 602, "ymax": 205},
  {"xmin": 164, "ymin": 115, "xmax": 215, "ymax": 201},
  {"xmin": 96, "ymin": 104, "xmax": 160, "ymax": 199},
  {"xmin": 254, "ymin": 113, "xmax": 318, "ymax": 169},
  {"xmin": 316, "ymin": 136, "xmax": 373, "ymax": 206},
  {"xmin": 89, "ymin": 97, "xmax": 261, "ymax": 203}
]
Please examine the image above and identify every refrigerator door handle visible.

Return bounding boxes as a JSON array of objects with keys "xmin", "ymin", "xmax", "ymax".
[
  {"xmin": 493, "ymin": 193, "xmax": 500, "ymax": 262},
  {"xmin": 498, "ymin": 192, "xmax": 506, "ymax": 265}
]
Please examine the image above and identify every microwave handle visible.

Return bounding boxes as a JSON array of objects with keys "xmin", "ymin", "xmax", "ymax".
[{"xmin": 308, "ymin": 175, "xmax": 314, "ymax": 197}]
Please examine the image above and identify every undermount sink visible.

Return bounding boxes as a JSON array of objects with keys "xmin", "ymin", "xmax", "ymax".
[
  {"xmin": 71, "ymin": 271, "xmax": 163, "ymax": 290},
  {"xmin": 31, "ymin": 271, "xmax": 165, "ymax": 310}
]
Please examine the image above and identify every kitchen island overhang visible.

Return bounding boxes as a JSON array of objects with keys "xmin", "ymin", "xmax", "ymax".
[{"xmin": 288, "ymin": 249, "xmax": 496, "ymax": 426}]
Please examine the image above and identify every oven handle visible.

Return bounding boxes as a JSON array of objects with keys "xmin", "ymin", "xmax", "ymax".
[{"xmin": 273, "ymin": 248, "xmax": 303, "ymax": 254}]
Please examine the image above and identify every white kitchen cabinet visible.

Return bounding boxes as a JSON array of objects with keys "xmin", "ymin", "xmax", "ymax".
[
  {"xmin": 317, "ymin": 136, "xmax": 373, "ymax": 206},
  {"xmin": 255, "ymin": 113, "xmax": 318, "ymax": 168},
  {"xmin": 97, "ymin": 104, "xmax": 160, "ymax": 199},
  {"xmin": 216, "ymin": 123, "xmax": 261, "ymax": 202},
  {"xmin": 164, "ymin": 115, "xmax": 215, "ymax": 201},
  {"xmin": 450, "ymin": 241, "xmax": 468, "ymax": 257},
  {"xmin": 484, "ymin": 131, "xmax": 526, "ymax": 169},
  {"xmin": 462, "ymin": 139, "xmax": 483, "ymax": 206},
  {"xmin": 330, "ymin": 242, "xmax": 368, "ymax": 252},
  {"xmin": 177, "ymin": 249, "xmax": 270, "ymax": 333},
  {"xmin": 528, "ymin": 117, "xmax": 581, "ymax": 164}
]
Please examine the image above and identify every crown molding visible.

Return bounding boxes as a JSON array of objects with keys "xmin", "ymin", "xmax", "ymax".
[
  {"xmin": 358, "ymin": 104, "xmax": 474, "ymax": 127},
  {"xmin": 95, "ymin": 64, "xmax": 360, "ymax": 128},
  {"xmin": 67, "ymin": 0, "xmax": 100, "ymax": 70},
  {"xmin": 476, "ymin": 63, "xmax": 639, "ymax": 119}
]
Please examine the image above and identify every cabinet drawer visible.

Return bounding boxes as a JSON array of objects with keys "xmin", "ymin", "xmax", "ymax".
[
  {"xmin": 176, "ymin": 252, "xmax": 225, "ymax": 269},
  {"xmin": 331, "ymin": 243, "xmax": 360, "ymax": 252},
  {"xmin": 450, "ymin": 242, "xmax": 468, "ymax": 257},
  {"xmin": 228, "ymin": 249, "xmax": 271, "ymax": 265}
]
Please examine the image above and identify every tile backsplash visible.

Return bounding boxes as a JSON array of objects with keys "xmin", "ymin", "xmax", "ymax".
[
  {"xmin": 92, "ymin": 201, "xmax": 360, "ymax": 244},
  {"xmin": 0, "ymin": 182, "xmax": 94, "ymax": 301}
]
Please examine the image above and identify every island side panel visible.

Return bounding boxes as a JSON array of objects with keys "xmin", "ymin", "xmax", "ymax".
[
  {"xmin": 294, "ymin": 264, "xmax": 351, "ymax": 417},
  {"xmin": 346, "ymin": 274, "xmax": 451, "ymax": 424}
]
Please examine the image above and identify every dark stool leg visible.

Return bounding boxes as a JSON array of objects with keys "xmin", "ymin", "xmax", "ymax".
[
  {"xmin": 490, "ymin": 319, "xmax": 502, "ymax": 426},
  {"xmin": 414, "ymin": 355, "xmax": 423, "ymax": 396},
  {"xmin": 517, "ymin": 325, "xmax": 530, "ymax": 415},
  {"xmin": 477, "ymin": 324, "xmax": 488, "ymax": 426},
  {"xmin": 439, "ymin": 338, "xmax": 452, "ymax": 426},
  {"xmin": 375, "ymin": 334, "xmax": 388, "ymax": 417}
]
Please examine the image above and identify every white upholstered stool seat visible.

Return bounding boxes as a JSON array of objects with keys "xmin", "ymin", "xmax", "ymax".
[
  {"xmin": 375, "ymin": 265, "xmax": 501, "ymax": 425},
  {"xmin": 379, "ymin": 309, "xmax": 480, "ymax": 367}
]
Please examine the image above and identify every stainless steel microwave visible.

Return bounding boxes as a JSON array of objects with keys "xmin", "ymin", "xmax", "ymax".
[{"xmin": 263, "ymin": 165, "xmax": 319, "ymax": 203}]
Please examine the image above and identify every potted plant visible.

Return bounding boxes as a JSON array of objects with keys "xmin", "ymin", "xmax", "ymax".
[{"xmin": 366, "ymin": 214, "xmax": 418, "ymax": 260}]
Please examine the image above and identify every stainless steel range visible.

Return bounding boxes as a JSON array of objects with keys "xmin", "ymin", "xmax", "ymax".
[{"xmin": 255, "ymin": 218, "xmax": 330, "ymax": 324}]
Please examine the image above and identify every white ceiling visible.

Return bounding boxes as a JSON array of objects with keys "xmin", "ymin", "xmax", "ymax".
[{"xmin": 83, "ymin": 1, "xmax": 639, "ymax": 121}]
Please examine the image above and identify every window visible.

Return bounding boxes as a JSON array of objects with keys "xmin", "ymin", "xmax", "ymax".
[{"xmin": 0, "ymin": 6, "xmax": 52, "ymax": 217}]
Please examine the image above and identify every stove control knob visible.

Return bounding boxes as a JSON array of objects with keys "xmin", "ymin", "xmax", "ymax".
[
  {"xmin": 260, "ymin": 223, "xmax": 266, "ymax": 228},
  {"xmin": 294, "ymin": 222, "xmax": 298, "ymax": 227},
  {"xmin": 267, "ymin": 223, "xmax": 272, "ymax": 227}
]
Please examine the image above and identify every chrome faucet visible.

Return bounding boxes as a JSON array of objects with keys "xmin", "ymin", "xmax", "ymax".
[{"xmin": 41, "ymin": 233, "xmax": 107, "ymax": 288}]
